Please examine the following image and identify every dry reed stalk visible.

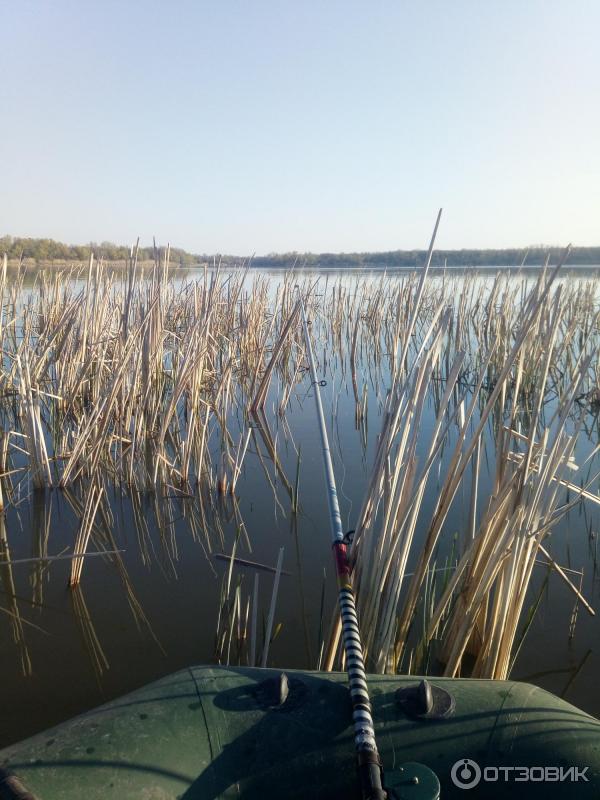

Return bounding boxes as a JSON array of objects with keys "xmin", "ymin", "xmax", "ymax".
[
  {"xmin": 69, "ymin": 485, "xmax": 105, "ymax": 585},
  {"xmin": 250, "ymin": 572, "xmax": 259, "ymax": 667},
  {"xmin": 71, "ymin": 585, "xmax": 109, "ymax": 681},
  {"xmin": 260, "ymin": 546, "xmax": 285, "ymax": 667},
  {"xmin": 250, "ymin": 300, "xmax": 301, "ymax": 411},
  {"xmin": 0, "ymin": 514, "xmax": 32, "ymax": 675}
]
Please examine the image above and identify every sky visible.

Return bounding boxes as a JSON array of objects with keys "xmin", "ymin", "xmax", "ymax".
[{"xmin": 1, "ymin": 0, "xmax": 599, "ymax": 255}]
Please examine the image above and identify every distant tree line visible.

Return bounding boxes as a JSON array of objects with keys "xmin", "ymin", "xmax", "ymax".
[
  {"xmin": 0, "ymin": 236, "xmax": 199, "ymax": 266},
  {"xmin": 1, "ymin": 235, "xmax": 599, "ymax": 269},
  {"xmin": 252, "ymin": 246, "xmax": 600, "ymax": 269}
]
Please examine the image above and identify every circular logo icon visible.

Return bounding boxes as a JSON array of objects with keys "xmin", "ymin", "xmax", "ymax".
[{"xmin": 451, "ymin": 758, "xmax": 482, "ymax": 790}]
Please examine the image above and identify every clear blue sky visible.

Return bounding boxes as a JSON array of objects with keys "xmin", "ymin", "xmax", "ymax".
[{"xmin": 1, "ymin": 1, "xmax": 598, "ymax": 254}]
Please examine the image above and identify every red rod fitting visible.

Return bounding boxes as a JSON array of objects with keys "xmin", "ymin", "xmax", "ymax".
[{"xmin": 333, "ymin": 541, "xmax": 351, "ymax": 577}]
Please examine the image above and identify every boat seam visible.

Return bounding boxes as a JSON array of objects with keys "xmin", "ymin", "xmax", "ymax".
[{"xmin": 188, "ymin": 667, "xmax": 216, "ymax": 773}]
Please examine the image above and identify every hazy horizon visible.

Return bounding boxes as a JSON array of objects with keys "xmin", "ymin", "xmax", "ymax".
[
  {"xmin": 1, "ymin": 1, "xmax": 598, "ymax": 255},
  {"xmin": 3, "ymin": 231, "xmax": 600, "ymax": 258}
]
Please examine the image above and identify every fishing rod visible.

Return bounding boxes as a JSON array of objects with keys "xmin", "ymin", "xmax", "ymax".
[{"xmin": 297, "ymin": 288, "xmax": 386, "ymax": 800}]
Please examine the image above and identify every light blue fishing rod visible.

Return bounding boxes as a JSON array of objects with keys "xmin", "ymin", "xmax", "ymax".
[
  {"xmin": 297, "ymin": 286, "xmax": 441, "ymax": 800},
  {"xmin": 297, "ymin": 288, "xmax": 386, "ymax": 799}
]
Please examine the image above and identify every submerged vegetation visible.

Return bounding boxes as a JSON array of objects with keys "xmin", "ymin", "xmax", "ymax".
[{"xmin": 1, "ymin": 239, "xmax": 600, "ymax": 695}]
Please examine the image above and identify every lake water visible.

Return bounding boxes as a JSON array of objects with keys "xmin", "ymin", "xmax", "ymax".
[{"xmin": 1, "ymin": 265, "xmax": 599, "ymax": 748}]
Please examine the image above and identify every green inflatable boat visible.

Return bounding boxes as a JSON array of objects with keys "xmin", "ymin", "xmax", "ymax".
[{"xmin": 0, "ymin": 666, "xmax": 599, "ymax": 799}]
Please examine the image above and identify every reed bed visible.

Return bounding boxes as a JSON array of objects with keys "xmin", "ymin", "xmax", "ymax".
[
  {"xmin": 0, "ymin": 256, "xmax": 303, "ymax": 495},
  {"xmin": 1, "ymin": 245, "xmax": 599, "ymax": 682},
  {"xmin": 342, "ymin": 257, "xmax": 600, "ymax": 678}
]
